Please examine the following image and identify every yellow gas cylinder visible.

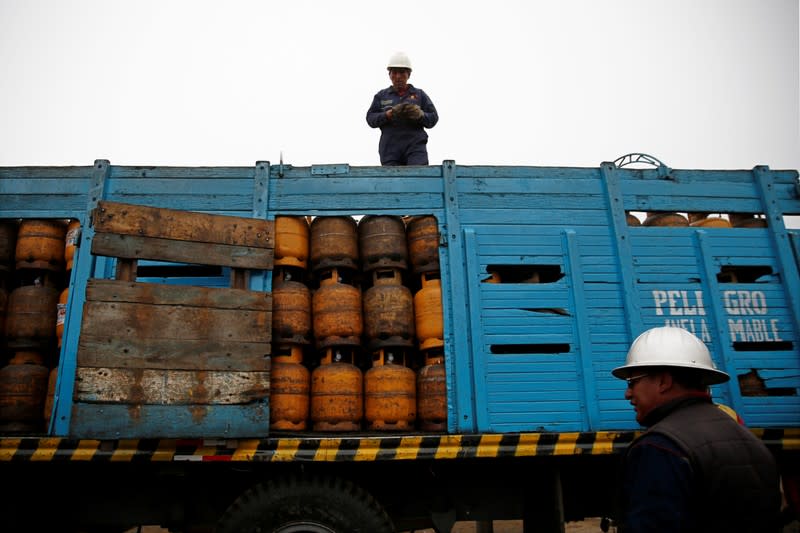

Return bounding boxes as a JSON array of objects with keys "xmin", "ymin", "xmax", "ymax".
[
  {"xmin": 364, "ymin": 349, "xmax": 416, "ymax": 431},
  {"xmin": 414, "ymin": 272, "xmax": 444, "ymax": 351},
  {"xmin": 406, "ymin": 215, "xmax": 440, "ymax": 274},
  {"xmin": 275, "ymin": 216, "xmax": 310, "ymax": 269},
  {"xmin": 483, "ymin": 271, "xmax": 502, "ymax": 283},
  {"xmin": 417, "ymin": 351, "xmax": 447, "ymax": 431},
  {"xmin": 64, "ymin": 219, "xmax": 80, "ymax": 271},
  {"xmin": 363, "ymin": 268, "xmax": 415, "ymax": 350},
  {"xmin": 270, "ymin": 345, "xmax": 310, "ymax": 431},
  {"xmin": 643, "ymin": 212, "xmax": 689, "ymax": 227},
  {"xmin": 309, "ymin": 216, "xmax": 359, "ymax": 273},
  {"xmin": 5, "ymin": 281, "xmax": 60, "ymax": 349},
  {"xmin": 626, "ymin": 213, "xmax": 641, "ymax": 226},
  {"xmin": 0, "ymin": 351, "xmax": 49, "ymax": 434},
  {"xmin": 56, "ymin": 287, "xmax": 69, "ymax": 347},
  {"xmin": 729, "ymin": 213, "xmax": 768, "ymax": 228},
  {"xmin": 690, "ymin": 215, "xmax": 732, "ymax": 228},
  {"xmin": 15, "ymin": 219, "xmax": 67, "ymax": 271},
  {"xmin": 312, "ymin": 268, "xmax": 363, "ymax": 348},
  {"xmin": 358, "ymin": 215, "xmax": 408, "ymax": 272},
  {"xmin": 272, "ymin": 270, "xmax": 312, "ymax": 345},
  {"xmin": 0, "ymin": 221, "xmax": 17, "ymax": 273},
  {"xmin": 310, "ymin": 348, "xmax": 363, "ymax": 432}
]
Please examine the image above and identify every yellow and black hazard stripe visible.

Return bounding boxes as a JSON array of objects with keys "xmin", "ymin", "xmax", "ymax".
[{"xmin": 1, "ymin": 429, "xmax": 797, "ymax": 463}]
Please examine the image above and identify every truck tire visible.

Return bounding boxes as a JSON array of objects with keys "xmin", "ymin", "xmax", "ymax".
[{"xmin": 216, "ymin": 474, "xmax": 394, "ymax": 533}]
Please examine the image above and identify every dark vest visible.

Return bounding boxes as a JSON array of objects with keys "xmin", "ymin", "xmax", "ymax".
[{"xmin": 647, "ymin": 401, "xmax": 780, "ymax": 533}]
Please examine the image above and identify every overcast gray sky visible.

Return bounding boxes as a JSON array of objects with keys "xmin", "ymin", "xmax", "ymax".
[{"xmin": 1, "ymin": 0, "xmax": 798, "ymax": 172}]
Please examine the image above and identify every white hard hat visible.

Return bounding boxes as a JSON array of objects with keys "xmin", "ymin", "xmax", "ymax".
[
  {"xmin": 612, "ymin": 326, "xmax": 730, "ymax": 385},
  {"xmin": 387, "ymin": 51, "xmax": 412, "ymax": 71}
]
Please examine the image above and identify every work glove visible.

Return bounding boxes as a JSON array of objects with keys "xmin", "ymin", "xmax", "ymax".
[
  {"xmin": 391, "ymin": 103, "xmax": 405, "ymax": 119},
  {"xmin": 402, "ymin": 104, "xmax": 425, "ymax": 121}
]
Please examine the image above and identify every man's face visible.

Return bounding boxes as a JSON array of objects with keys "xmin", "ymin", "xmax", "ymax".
[
  {"xmin": 389, "ymin": 68, "xmax": 410, "ymax": 91},
  {"xmin": 624, "ymin": 372, "xmax": 661, "ymax": 425}
]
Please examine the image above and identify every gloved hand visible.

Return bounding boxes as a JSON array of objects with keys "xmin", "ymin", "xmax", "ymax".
[
  {"xmin": 402, "ymin": 104, "xmax": 424, "ymax": 121},
  {"xmin": 390, "ymin": 103, "xmax": 405, "ymax": 119}
]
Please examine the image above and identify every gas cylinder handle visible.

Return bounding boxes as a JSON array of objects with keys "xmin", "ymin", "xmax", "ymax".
[{"xmin": 613, "ymin": 153, "xmax": 672, "ymax": 179}]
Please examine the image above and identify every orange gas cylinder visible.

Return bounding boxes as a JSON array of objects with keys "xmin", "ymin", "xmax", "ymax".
[
  {"xmin": 0, "ymin": 351, "xmax": 49, "ymax": 433},
  {"xmin": 626, "ymin": 213, "xmax": 641, "ymax": 226},
  {"xmin": 364, "ymin": 349, "xmax": 416, "ymax": 431},
  {"xmin": 309, "ymin": 216, "xmax": 359, "ymax": 273},
  {"xmin": 310, "ymin": 349, "xmax": 363, "ymax": 431},
  {"xmin": 643, "ymin": 212, "xmax": 689, "ymax": 227},
  {"xmin": 275, "ymin": 216, "xmax": 310, "ymax": 269},
  {"xmin": 270, "ymin": 345, "xmax": 310, "ymax": 431},
  {"xmin": 690, "ymin": 216, "xmax": 732, "ymax": 228},
  {"xmin": 56, "ymin": 287, "xmax": 69, "ymax": 347},
  {"xmin": 272, "ymin": 272, "xmax": 312, "ymax": 345},
  {"xmin": 406, "ymin": 215, "xmax": 440, "ymax": 274},
  {"xmin": 729, "ymin": 213, "xmax": 768, "ymax": 228},
  {"xmin": 44, "ymin": 366, "xmax": 58, "ymax": 425},
  {"xmin": 15, "ymin": 219, "xmax": 67, "ymax": 271},
  {"xmin": 358, "ymin": 215, "xmax": 408, "ymax": 272},
  {"xmin": 5, "ymin": 282, "xmax": 60, "ymax": 349},
  {"xmin": 417, "ymin": 352, "xmax": 447, "ymax": 431},
  {"xmin": 0, "ymin": 221, "xmax": 17, "ymax": 273},
  {"xmin": 0, "ymin": 285, "xmax": 7, "ymax": 343},
  {"xmin": 312, "ymin": 268, "xmax": 363, "ymax": 348},
  {"xmin": 64, "ymin": 219, "xmax": 80, "ymax": 271},
  {"xmin": 414, "ymin": 272, "xmax": 444, "ymax": 351},
  {"xmin": 363, "ymin": 269, "xmax": 415, "ymax": 350}
]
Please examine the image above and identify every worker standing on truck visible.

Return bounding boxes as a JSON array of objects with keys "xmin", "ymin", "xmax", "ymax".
[
  {"xmin": 610, "ymin": 326, "xmax": 781, "ymax": 533},
  {"xmin": 366, "ymin": 51, "xmax": 438, "ymax": 166}
]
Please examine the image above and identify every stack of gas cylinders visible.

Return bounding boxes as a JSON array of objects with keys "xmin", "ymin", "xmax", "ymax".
[
  {"xmin": 626, "ymin": 211, "xmax": 767, "ymax": 228},
  {"xmin": 0, "ymin": 218, "xmax": 79, "ymax": 433},
  {"xmin": 269, "ymin": 214, "xmax": 447, "ymax": 432}
]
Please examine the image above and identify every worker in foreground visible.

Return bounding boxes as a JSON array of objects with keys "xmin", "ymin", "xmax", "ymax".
[
  {"xmin": 366, "ymin": 51, "xmax": 438, "ymax": 166},
  {"xmin": 610, "ymin": 326, "xmax": 781, "ymax": 532}
]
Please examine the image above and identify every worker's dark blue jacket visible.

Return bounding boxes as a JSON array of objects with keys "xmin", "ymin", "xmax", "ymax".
[{"xmin": 366, "ymin": 84, "xmax": 438, "ymax": 166}]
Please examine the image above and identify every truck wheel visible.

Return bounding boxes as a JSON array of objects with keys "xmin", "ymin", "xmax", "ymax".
[{"xmin": 216, "ymin": 474, "xmax": 394, "ymax": 533}]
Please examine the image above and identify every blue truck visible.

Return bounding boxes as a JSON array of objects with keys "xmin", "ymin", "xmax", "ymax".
[{"xmin": 0, "ymin": 155, "xmax": 798, "ymax": 532}]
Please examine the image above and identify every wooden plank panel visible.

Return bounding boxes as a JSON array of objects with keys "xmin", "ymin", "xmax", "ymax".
[
  {"xmin": 80, "ymin": 301, "xmax": 270, "ymax": 343},
  {"xmin": 86, "ymin": 279, "xmax": 271, "ymax": 311},
  {"xmin": 77, "ymin": 338, "xmax": 270, "ymax": 371},
  {"xmin": 91, "ymin": 233, "xmax": 273, "ymax": 270},
  {"xmin": 69, "ymin": 403, "xmax": 270, "ymax": 439},
  {"xmin": 93, "ymin": 201, "xmax": 273, "ymax": 248},
  {"xmin": 74, "ymin": 368, "xmax": 270, "ymax": 405}
]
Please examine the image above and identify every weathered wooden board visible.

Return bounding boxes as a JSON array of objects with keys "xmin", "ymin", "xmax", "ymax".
[
  {"xmin": 78, "ymin": 280, "xmax": 271, "ymax": 370},
  {"xmin": 93, "ymin": 200, "xmax": 273, "ymax": 248},
  {"xmin": 91, "ymin": 201, "xmax": 274, "ymax": 269},
  {"xmin": 75, "ymin": 367, "xmax": 270, "ymax": 405}
]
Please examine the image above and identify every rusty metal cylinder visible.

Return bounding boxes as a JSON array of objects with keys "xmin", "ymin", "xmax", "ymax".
[
  {"xmin": 643, "ymin": 212, "xmax": 689, "ymax": 227},
  {"xmin": 0, "ymin": 285, "xmax": 7, "ymax": 345},
  {"xmin": 363, "ymin": 269, "xmax": 415, "ymax": 350},
  {"xmin": 56, "ymin": 287, "xmax": 69, "ymax": 347},
  {"xmin": 414, "ymin": 272, "xmax": 444, "ymax": 351},
  {"xmin": 417, "ymin": 353, "xmax": 447, "ymax": 431},
  {"xmin": 311, "ymin": 349, "xmax": 363, "ymax": 431},
  {"xmin": 5, "ymin": 283, "xmax": 60, "ymax": 349},
  {"xmin": 275, "ymin": 216, "xmax": 310, "ymax": 269},
  {"xmin": 272, "ymin": 274, "xmax": 312, "ymax": 345},
  {"xmin": 312, "ymin": 268, "xmax": 363, "ymax": 348},
  {"xmin": 0, "ymin": 351, "xmax": 49, "ymax": 433},
  {"xmin": 364, "ymin": 349, "xmax": 416, "ymax": 431},
  {"xmin": 358, "ymin": 215, "xmax": 408, "ymax": 272},
  {"xmin": 406, "ymin": 215, "xmax": 440, "ymax": 274},
  {"xmin": 270, "ymin": 345, "xmax": 310, "ymax": 431},
  {"xmin": 0, "ymin": 221, "xmax": 17, "ymax": 273},
  {"xmin": 15, "ymin": 219, "xmax": 67, "ymax": 271},
  {"xmin": 729, "ymin": 213, "xmax": 768, "ymax": 228},
  {"xmin": 44, "ymin": 366, "xmax": 58, "ymax": 425},
  {"xmin": 690, "ymin": 216, "xmax": 732, "ymax": 228},
  {"xmin": 626, "ymin": 213, "xmax": 641, "ymax": 226},
  {"xmin": 64, "ymin": 219, "xmax": 80, "ymax": 271},
  {"xmin": 310, "ymin": 216, "xmax": 359, "ymax": 273}
]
